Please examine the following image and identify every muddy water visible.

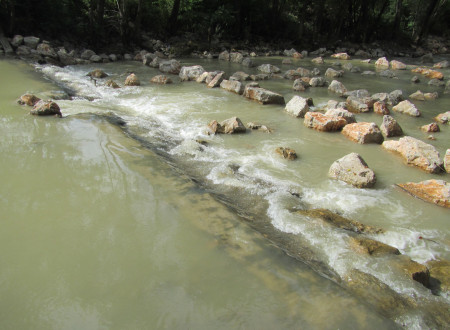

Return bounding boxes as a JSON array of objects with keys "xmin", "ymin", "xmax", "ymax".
[{"xmin": 0, "ymin": 55, "xmax": 448, "ymax": 329}]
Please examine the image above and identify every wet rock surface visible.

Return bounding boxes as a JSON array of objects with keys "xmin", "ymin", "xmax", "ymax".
[{"xmin": 397, "ymin": 180, "xmax": 450, "ymax": 208}]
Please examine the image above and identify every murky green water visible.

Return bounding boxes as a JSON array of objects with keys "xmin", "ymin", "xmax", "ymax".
[{"xmin": 1, "ymin": 54, "xmax": 449, "ymax": 329}]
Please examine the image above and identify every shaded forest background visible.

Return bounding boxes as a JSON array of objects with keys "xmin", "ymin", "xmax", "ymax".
[{"xmin": 1, "ymin": 0, "xmax": 449, "ymax": 50}]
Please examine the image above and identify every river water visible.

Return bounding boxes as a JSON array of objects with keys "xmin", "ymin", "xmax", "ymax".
[{"xmin": 0, "ymin": 55, "xmax": 448, "ymax": 329}]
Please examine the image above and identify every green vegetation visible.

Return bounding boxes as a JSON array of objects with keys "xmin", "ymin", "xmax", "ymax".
[{"xmin": 0, "ymin": 0, "xmax": 449, "ymax": 48}]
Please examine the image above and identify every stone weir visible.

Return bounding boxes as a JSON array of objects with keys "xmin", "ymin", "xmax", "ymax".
[{"xmin": 73, "ymin": 112, "xmax": 449, "ymax": 329}]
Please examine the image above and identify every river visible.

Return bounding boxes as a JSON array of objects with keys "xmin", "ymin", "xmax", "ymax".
[{"xmin": 0, "ymin": 55, "xmax": 448, "ymax": 329}]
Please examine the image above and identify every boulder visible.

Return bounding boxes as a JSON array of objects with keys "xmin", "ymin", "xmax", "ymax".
[
  {"xmin": 36, "ymin": 43, "xmax": 57, "ymax": 58},
  {"xmin": 390, "ymin": 60, "xmax": 406, "ymax": 70},
  {"xmin": 11, "ymin": 35, "xmax": 24, "ymax": 47},
  {"xmin": 392, "ymin": 100, "xmax": 421, "ymax": 117},
  {"xmin": 309, "ymin": 77, "xmax": 326, "ymax": 87},
  {"xmin": 382, "ymin": 136, "xmax": 443, "ymax": 173},
  {"xmin": 328, "ymin": 152, "xmax": 376, "ymax": 188},
  {"xmin": 331, "ymin": 53, "xmax": 350, "ymax": 60},
  {"xmin": 242, "ymin": 58, "xmax": 255, "ymax": 67},
  {"xmin": 409, "ymin": 90, "xmax": 426, "ymax": 101},
  {"xmin": 30, "ymin": 100, "xmax": 62, "ymax": 117},
  {"xmin": 17, "ymin": 94, "xmax": 41, "ymax": 106},
  {"xmin": 179, "ymin": 65, "xmax": 205, "ymax": 81},
  {"xmin": 342, "ymin": 122, "xmax": 384, "ymax": 144},
  {"xmin": 325, "ymin": 108, "xmax": 356, "ymax": 124},
  {"xmin": 434, "ymin": 111, "xmax": 450, "ymax": 124},
  {"xmin": 285, "ymin": 96, "xmax": 309, "ymax": 118},
  {"xmin": 378, "ymin": 70, "xmax": 396, "ymax": 78},
  {"xmin": 23, "ymin": 36, "xmax": 40, "ymax": 49},
  {"xmin": 445, "ymin": 149, "xmax": 450, "ymax": 173},
  {"xmin": 80, "ymin": 49, "xmax": 96, "ymax": 60},
  {"xmin": 375, "ymin": 57, "xmax": 389, "ymax": 69},
  {"xmin": 247, "ymin": 122, "xmax": 272, "ymax": 133},
  {"xmin": 207, "ymin": 72, "xmax": 224, "ymax": 88},
  {"xmin": 220, "ymin": 80, "xmax": 244, "ymax": 95},
  {"xmin": 311, "ymin": 57, "xmax": 324, "ymax": 64},
  {"xmin": 424, "ymin": 92, "xmax": 438, "ymax": 101},
  {"xmin": 428, "ymin": 79, "xmax": 445, "ymax": 87},
  {"xmin": 16, "ymin": 45, "xmax": 31, "ymax": 56},
  {"xmin": 257, "ymin": 64, "xmax": 281, "ymax": 74},
  {"xmin": 349, "ymin": 237, "xmax": 400, "ymax": 256},
  {"xmin": 293, "ymin": 78, "xmax": 309, "ymax": 91},
  {"xmin": 159, "ymin": 59, "xmax": 181, "ymax": 74},
  {"xmin": 229, "ymin": 52, "xmax": 243, "ymax": 63},
  {"xmin": 208, "ymin": 117, "xmax": 246, "ymax": 134},
  {"xmin": 397, "ymin": 180, "xmax": 449, "ymax": 208},
  {"xmin": 57, "ymin": 49, "xmax": 77, "ymax": 66},
  {"xmin": 421, "ymin": 123, "xmax": 440, "ymax": 133},
  {"xmin": 412, "ymin": 67, "xmax": 444, "ymax": 80},
  {"xmin": 325, "ymin": 68, "xmax": 343, "ymax": 78},
  {"xmin": 303, "ymin": 112, "xmax": 347, "ymax": 131},
  {"xmin": 275, "ymin": 147, "xmax": 297, "ymax": 160},
  {"xmin": 105, "ymin": 80, "xmax": 120, "ymax": 88},
  {"xmin": 346, "ymin": 96, "xmax": 374, "ymax": 113},
  {"xmin": 218, "ymin": 50, "xmax": 230, "ymax": 61},
  {"xmin": 150, "ymin": 75, "xmax": 172, "ymax": 84},
  {"xmin": 394, "ymin": 255, "xmax": 431, "ymax": 287},
  {"xmin": 230, "ymin": 71, "xmax": 250, "ymax": 81},
  {"xmin": 380, "ymin": 115, "xmax": 403, "ymax": 137},
  {"xmin": 427, "ymin": 259, "xmax": 450, "ymax": 293},
  {"xmin": 87, "ymin": 69, "xmax": 108, "ymax": 79},
  {"xmin": 373, "ymin": 101, "xmax": 390, "ymax": 115},
  {"xmin": 124, "ymin": 73, "xmax": 140, "ymax": 86},
  {"xmin": 328, "ymin": 80, "xmax": 347, "ymax": 96},
  {"xmin": 243, "ymin": 86, "xmax": 285, "ymax": 105}
]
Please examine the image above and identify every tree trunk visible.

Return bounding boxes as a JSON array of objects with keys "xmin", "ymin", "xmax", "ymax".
[
  {"xmin": 416, "ymin": 0, "xmax": 443, "ymax": 42},
  {"xmin": 135, "ymin": 0, "xmax": 143, "ymax": 41}
]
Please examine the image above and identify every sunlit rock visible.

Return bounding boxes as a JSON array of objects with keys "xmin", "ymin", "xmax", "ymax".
[
  {"xmin": 17, "ymin": 94, "xmax": 41, "ymax": 106},
  {"xmin": 328, "ymin": 80, "xmax": 347, "ymax": 96},
  {"xmin": 390, "ymin": 60, "xmax": 406, "ymax": 70},
  {"xmin": 382, "ymin": 136, "xmax": 443, "ymax": 173},
  {"xmin": 434, "ymin": 111, "xmax": 450, "ymax": 124},
  {"xmin": 208, "ymin": 117, "xmax": 246, "ymax": 134},
  {"xmin": 324, "ymin": 108, "xmax": 356, "ymax": 124},
  {"xmin": 392, "ymin": 100, "xmax": 421, "ymax": 117},
  {"xmin": 179, "ymin": 65, "xmax": 205, "ymax": 81},
  {"xmin": 329, "ymin": 152, "xmax": 376, "ymax": 188},
  {"xmin": 349, "ymin": 236, "xmax": 400, "ymax": 256},
  {"xmin": 257, "ymin": 64, "xmax": 281, "ymax": 74},
  {"xmin": 220, "ymin": 80, "xmax": 244, "ymax": 95},
  {"xmin": 380, "ymin": 115, "xmax": 403, "ymax": 137},
  {"xmin": 397, "ymin": 179, "xmax": 449, "ymax": 208},
  {"xmin": 303, "ymin": 112, "xmax": 347, "ymax": 131},
  {"xmin": 285, "ymin": 95, "xmax": 309, "ymax": 118},
  {"xmin": 124, "ymin": 73, "xmax": 140, "ymax": 86},
  {"xmin": 243, "ymin": 85, "xmax": 285, "ymax": 105},
  {"xmin": 373, "ymin": 101, "xmax": 390, "ymax": 115},
  {"xmin": 30, "ymin": 100, "xmax": 62, "ymax": 117},
  {"xmin": 342, "ymin": 122, "xmax": 383, "ymax": 144},
  {"xmin": 375, "ymin": 57, "xmax": 389, "ymax": 69},
  {"xmin": 421, "ymin": 123, "xmax": 440, "ymax": 133}
]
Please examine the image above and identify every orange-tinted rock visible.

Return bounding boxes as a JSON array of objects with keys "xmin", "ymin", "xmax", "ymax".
[
  {"xmin": 124, "ymin": 73, "xmax": 140, "ymax": 86},
  {"xmin": 411, "ymin": 67, "xmax": 444, "ymax": 80},
  {"xmin": 373, "ymin": 101, "xmax": 390, "ymax": 115},
  {"xmin": 421, "ymin": 123, "xmax": 440, "ymax": 133},
  {"xmin": 375, "ymin": 57, "xmax": 389, "ymax": 69},
  {"xmin": 331, "ymin": 52, "xmax": 350, "ymax": 60},
  {"xmin": 303, "ymin": 112, "xmax": 347, "ymax": 131},
  {"xmin": 445, "ymin": 149, "xmax": 450, "ymax": 173},
  {"xmin": 434, "ymin": 111, "xmax": 450, "ymax": 124},
  {"xmin": 397, "ymin": 179, "xmax": 449, "ymax": 208},
  {"xmin": 390, "ymin": 60, "xmax": 406, "ymax": 70},
  {"xmin": 342, "ymin": 122, "xmax": 383, "ymax": 144}
]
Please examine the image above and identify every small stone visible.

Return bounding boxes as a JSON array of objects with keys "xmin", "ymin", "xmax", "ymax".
[
  {"xmin": 124, "ymin": 73, "xmax": 140, "ymax": 86},
  {"xmin": 105, "ymin": 80, "xmax": 120, "ymax": 88},
  {"xmin": 17, "ymin": 94, "xmax": 41, "ymax": 106},
  {"xmin": 434, "ymin": 111, "xmax": 450, "ymax": 124},
  {"xmin": 30, "ymin": 100, "xmax": 62, "ymax": 117},
  {"xmin": 411, "ymin": 76, "xmax": 420, "ymax": 83},
  {"xmin": 421, "ymin": 123, "xmax": 440, "ymax": 133},
  {"xmin": 87, "ymin": 69, "xmax": 108, "ymax": 79},
  {"xmin": 275, "ymin": 147, "xmax": 297, "ymax": 160}
]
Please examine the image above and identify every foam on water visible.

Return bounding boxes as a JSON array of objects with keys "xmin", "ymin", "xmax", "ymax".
[{"xmin": 35, "ymin": 63, "xmax": 449, "ymax": 309}]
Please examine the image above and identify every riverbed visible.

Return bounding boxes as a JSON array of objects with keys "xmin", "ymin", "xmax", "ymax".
[{"xmin": 0, "ymin": 55, "xmax": 449, "ymax": 329}]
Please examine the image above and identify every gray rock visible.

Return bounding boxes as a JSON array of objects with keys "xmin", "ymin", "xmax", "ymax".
[
  {"xmin": 344, "ymin": 89, "xmax": 370, "ymax": 98},
  {"xmin": 380, "ymin": 115, "xmax": 403, "ymax": 137},
  {"xmin": 243, "ymin": 86, "xmax": 285, "ymax": 105},
  {"xmin": 309, "ymin": 77, "xmax": 326, "ymax": 87},
  {"xmin": 242, "ymin": 57, "xmax": 255, "ymax": 67},
  {"xmin": 23, "ymin": 36, "xmax": 40, "ymax": 49},
  {"xmin": 207, "ymin": 72, "xmax": 224, "ymax": 88},
  {"xmin": 90, "ymin": 55, "xmax": 102, "ymax": 63},
  {"xmin": 230, "ymin": 71, "xmax": 250, "ymax": 81},
  {"xmin": 159, "ymin": 59, "xmax": 181, "ymax": 74},
  {"xmin": 293, "ymin": 78, "xmax": 308, "ymax": 91},
  {"xmin": 325, "ymin": 68, "xmax": 343, "ymax": 78},
  {"xmin": 179, "ymin": 65, "xmax": 205, "ymax": 81},
  {"xmin": 220, "ymin": 80, "xmax": 244, "ymax": 95},
  {"xmin": 11, "ymin": 35, "xmax": 23, "ymax": 47},
  {"xmin": 325, "ymin": 108, "xmax": 356, "ymax": 124},
  {"xmin": 81, "ymin": 49, "xmax": 96, "ymax": 60},
  {"xmin": 428, "ymin": 79, "xmax": 445, "ymax": 87},
  {"xmin": 328, "ymin": 80, "xmax": 347, "ymax": 96},
  {"xmin": 257, "ymin": 64, "xmax": 281, "ymax": 74},
  {"xmin": 230, "ymin": 52, "xmax": 244, "ymax": 63},
  {"xmin": 346, "ymin": 96, "xmax": 374, "ymax": 113},
  {"xmin": 16, "ymin": 45, "xmax": 31, "ymax": 56},
  {"xmin": 218, "ymin": 50, "xmax": 230, "ymax": 61},
  {"xmin": 304, "ymin": 112, "xmax": 347, "ymax": 131},
  {"xmin": 208, "ymin": 117, "xmax": 246, "ymax": 134},
  {"xmin": 378, "ymin": 70, "xmax": 397, "ymax": 78},
  {"xmin": 285, "ymin": 95, "xmax": 309, "ymax": 118},
  {"xmin": 329, "ymin": 153, "xmax": 376, "ymax": 188}
]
